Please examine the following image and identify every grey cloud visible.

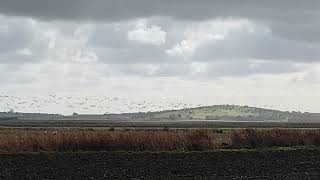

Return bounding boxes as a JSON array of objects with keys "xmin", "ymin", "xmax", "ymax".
[
  {"xmin": 0, "ymin": 18, "xmax": 34, "ymax": 53},
  {"xmin": 0, "ymin": 3, "xmax": 318, "ymax": 82},
  {"xmin": 270, "ymin": 22, "xmax": 320, "ymax": 43},
  {"xmin": 95, "ymin": 46, "xmax": 169, "ymax": 64},
  {"xmin": 110, "ymin": 63, "xmax": 192, "ymax": 77},
  {"xmin": 1, "ymin": 0, "xmax": 320, "ymax": 43},
  {"xmin": 88, "ymin": 24, "xmax": 129, "ymax": 48},
  {"xmin": 85, "ymin": 18, "xmax": 320, "ymax": 64},
  {"xmin": 203, "ymin": 61, "xmax": 302, "ymax": 77},
  {"xmin": 193, "ymin": 27, "xmax": 320, "ymax": 62},
  {"xmin": 0, "ymin": 64, "xmax": 35, "ymax": 84},
  {"xmin": 0, "ymin": 0, "xmax": 318, "ymax": 22},
  {"xmin": 0, "ymin": 52, "xmax": 38, "ymax": 64},
  {"xmin": 0, "ymin": 16, "xmax": 47, "ymax": 64},
  {"xmin": 87, "ymin": 23, "xmax": 173, "ymax": 64},
  {"xmin": 111, "ymin": 60, "xmax": 302, "ymax": 78}
]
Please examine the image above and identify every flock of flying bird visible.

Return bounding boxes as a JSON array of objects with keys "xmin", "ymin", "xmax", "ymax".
[
  {"xmin": 0, "ymin": 94, "xmax": 199, "ymax": 115},
  {"xmin": 0, "ymin": 94, "xmax": 287, "ymax": 115}
]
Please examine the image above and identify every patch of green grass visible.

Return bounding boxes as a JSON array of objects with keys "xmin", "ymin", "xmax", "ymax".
[{"xmin": 150, "ymin": 105, "xmax": 288, "ymax": 120}]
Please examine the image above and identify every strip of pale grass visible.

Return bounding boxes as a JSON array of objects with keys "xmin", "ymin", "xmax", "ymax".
[
  {"xmin": 3, "ymin": 128, "xmax": 320, "ymax": 152},
  {"xmin": 0, "ymin": 128, "xmax": 229, "ymax": 152},
  {"xmin": 231, "ymin": 128, "xmax": 320, "ymax": 148}
]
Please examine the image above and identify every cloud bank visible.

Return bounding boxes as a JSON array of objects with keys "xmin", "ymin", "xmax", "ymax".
[{"xmin": 0, "ymin": 1, "xmax": 320, "ymax": 113}]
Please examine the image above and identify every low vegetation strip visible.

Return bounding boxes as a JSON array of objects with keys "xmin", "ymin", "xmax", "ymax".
[
  {"xmin": 1, "ymin": 128, "xmax": 320, "ymax": 152},
  {"xmin": 231, "ymin": 128, "xmax": 320, "ymax": 148},
  {"xmin": 0, "ymin": 128, "xmax": 228, "ymax": 152}
]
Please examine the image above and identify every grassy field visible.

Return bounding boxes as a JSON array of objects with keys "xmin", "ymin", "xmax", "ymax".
[
  {"xmin": 0, "ymin": 128, "xmax": 228, "ymax": 152},
  {"xmin": 3, "ymin": 119, "xmax": 320, "ymax": 129},
  {"xmin": 1, "ymin": 128, "xmax": 320, "ymax": 179},
  {"xmin": 2, "ymin": 128, "xmax": 320, "ymax": 152}
]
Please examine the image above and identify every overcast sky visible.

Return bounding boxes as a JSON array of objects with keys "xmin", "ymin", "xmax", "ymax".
[{"xmin": 1, "ymin": 0, "xmax": 320, "ymax": 114}]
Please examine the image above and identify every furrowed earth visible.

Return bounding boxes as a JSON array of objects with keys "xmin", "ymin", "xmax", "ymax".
[{"xmin": 1, "ymin": 148, "xmax": 319, "ymax": 179}]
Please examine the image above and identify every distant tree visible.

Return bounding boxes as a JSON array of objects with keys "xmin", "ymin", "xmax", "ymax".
[
  {"xmin": 169, "ymin": 114, "xmax": 176, "ymax": 120},
  {"xmin": 163, "ymin": 126, "xmax": 169, "ymax": 131}
]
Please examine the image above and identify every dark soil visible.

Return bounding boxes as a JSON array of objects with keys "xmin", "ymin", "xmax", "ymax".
[{"xmin": 0, "ymin": 149, "xmax": 320, "ymax": 179}]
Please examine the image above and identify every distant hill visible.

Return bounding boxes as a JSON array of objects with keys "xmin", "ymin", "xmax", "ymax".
[
  {"xmin": 130, "ymin": 105, "xmax": 290, "ymax": 121},
  {"xmin": 1, "ymin": 105, "xmax": 320, "ymax": 123},
  {"xmin": 124, "ymin": 105, "xmax": 320, "ymax": 123}
]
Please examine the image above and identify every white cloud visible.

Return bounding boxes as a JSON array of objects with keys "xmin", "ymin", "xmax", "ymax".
[
  {"xmin": 166, "ymin": 19, "xmax": 263, "ymax": 58},
  {"xmin": 44, "ymin": 25, "xmax": 98, "ymax": 63},
  {"xmin": 166, "ymin": 39, "xmax": 197, "ymax": 57},
  {"xmin": 190, "ymin": 62, "xmax": 207, "ymax": 75},
  {"xmin": 18, "ymin": 48, "xmax": 33, "ymax": 56},
  {"xmin": 128, "ymin": 19, "xmax": 167, "ymax": 45}
]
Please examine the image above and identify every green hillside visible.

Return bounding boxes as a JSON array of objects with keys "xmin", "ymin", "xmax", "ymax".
[{"xmin": 142, "ymin": 105, "xmax": 290, "ymax": 121}]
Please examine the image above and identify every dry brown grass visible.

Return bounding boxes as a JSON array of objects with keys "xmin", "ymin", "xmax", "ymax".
[
  {"xmin": 231, "ymin": 128, "xmax": 320, "ymax": 148},
  {"xmin": 0, "ymin": 128, "xmax": 229, "ymax": 152},
  {"xmin": 2, "ymin": 128, "xmax": 320, "ymax": 152}
]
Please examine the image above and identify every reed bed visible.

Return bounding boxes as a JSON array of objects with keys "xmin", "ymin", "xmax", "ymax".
[
  {"xmin": 0, "ymin": 128, "xmax": 228, "ymax": 152},
  {"xmin": 2, "ymin": 128, "xmax": 320, "ymax": 152},
  {"xmin": 231, "ymin": 128, "xmax": 320, "ymax": 148}
]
